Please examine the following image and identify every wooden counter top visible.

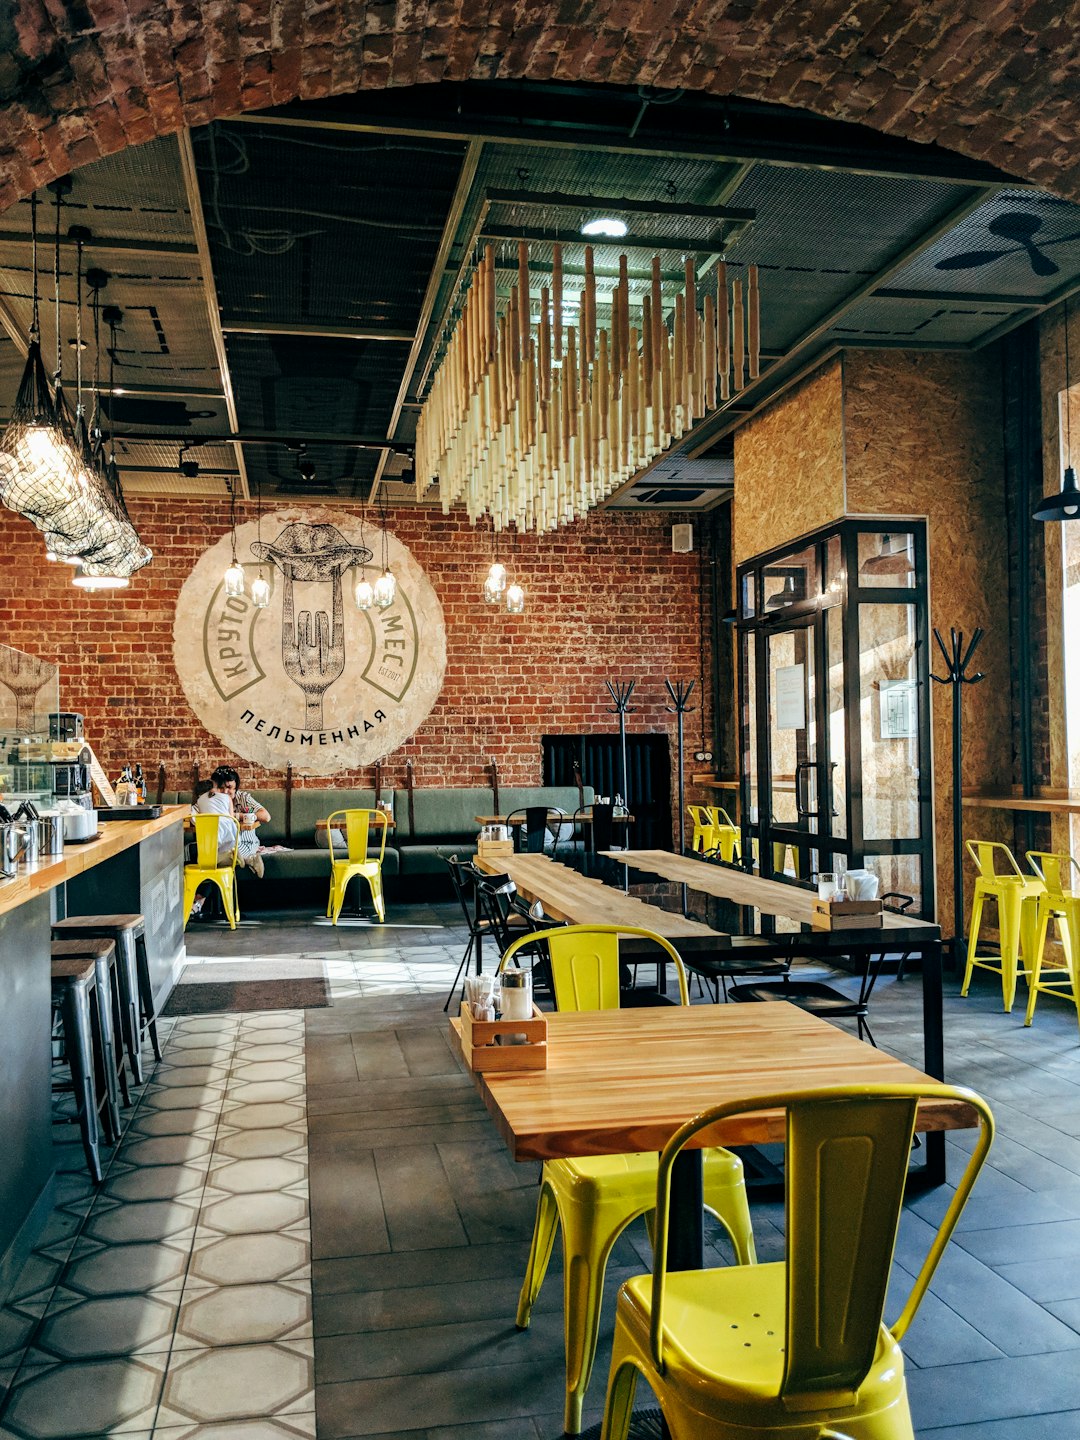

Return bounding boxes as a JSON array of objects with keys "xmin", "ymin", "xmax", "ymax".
[
  {"xmin": 962, "ymin": 791, "xmax": 1080, "ymax": 816},
  {"xmin": 0, "ymin": 806, "xmax": 188, "ymax": 920}
]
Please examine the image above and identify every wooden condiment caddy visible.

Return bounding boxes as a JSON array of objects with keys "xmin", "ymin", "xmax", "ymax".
[
  {"xmin": 476, "ymin": 837, "xmax": 514, "ymax": 860},
  {"xmin": 456, "ymin": 1001, "xmax": 548, "ymax": 1071},
  {"xmin": 811, "ymin": 897, "xmax": 884, "ymax": 930}
]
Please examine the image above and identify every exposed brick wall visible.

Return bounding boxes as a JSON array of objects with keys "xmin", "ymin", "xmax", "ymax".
[
  {"xmin": 0, "ymin": 1, "xmax": 1078, "ymax": 213},
  {"xmin": 0, "ymin": 499, "xmax": 704, "ymax": 811}
]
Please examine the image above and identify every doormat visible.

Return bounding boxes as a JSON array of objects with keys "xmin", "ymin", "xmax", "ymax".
[
  {"xmin": 163, "ymin": 967, "xmax": 331, "ymax": 1016},
  {"xmin": 579, "ymin": 1410, "xmax": 664, "ymax": 1439}
]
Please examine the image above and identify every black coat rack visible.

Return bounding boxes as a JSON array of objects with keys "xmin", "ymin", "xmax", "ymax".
[
  {"xmin": 931, "ymin": 627, "xmax": 985, "ymax": 961},
  {"xmin": 664, "ymin": 679, "xmax": 696, "ymax": 855},
  {"xmin": 604, "ymin": 680, "xmax": 637, "ymax": 808}
]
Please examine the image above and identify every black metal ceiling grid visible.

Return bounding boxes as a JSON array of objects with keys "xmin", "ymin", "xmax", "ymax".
[
  {"xmin": 110, "ymin": 439, "xmax": 238, "ymax": 474},
  {"xmin": 4, "ymin": 144, "xmax": 192, "ymax": 246},
  {"xmin": 243, "ymin": 440, "xmax": 380, "ymax": 500},
  {"xmin": 722, "ymin": 166, "xmax": 975, "ymax": 352},
  {"xmin": 885, "ymin": 189, "xmax": 1080, "ymax": 299},
  {"xmin": 192, "ymin": 122, "xmax": 468, "ymax": 332},
  {"xmin": 104, "ymin": 394, "xmax": 233, "ymax": 439},
  {"xmin": 226, "ymin": 332, "xmax": 408, "ymax": 438},
  {"xmin": 830, "ymin": 296, "xmax": 1020, "ymax": 346}
]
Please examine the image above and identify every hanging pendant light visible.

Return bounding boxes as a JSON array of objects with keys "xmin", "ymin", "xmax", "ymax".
[
  {"xmin": 862, "ymin": 532, "xmax": 914, "ymax": 575},
  {"xmin": 250, "ymin": 476, "xmax": 271, "ymax": 607},
  {"xmin": 223, "ymin": 478, "xmax": 245, "ymax": 597},
  {"xmin": 353, "ymin": 500, "xmax": 375, "ymax": 609},
  {"xmin": 1035, "ymin": 297, "xmax": 1079, "ymax": 522},
  {"xmin": 505, "ymin": 582, "xmax": 526, "ymax": 614},
  {"xmin": 0, "ymin": 189, "xmax": 83, "ymax": 526},
  {"xmin": 764, "ymin": 574, "xmax": 797, "ymax": 610},
  {"xmin": 373, "ymin": 495, "xmax": 395, "ymax": 608},
  {"xmin": 482, "ymin": 517, "xmax": 506, "ymax": 602}
]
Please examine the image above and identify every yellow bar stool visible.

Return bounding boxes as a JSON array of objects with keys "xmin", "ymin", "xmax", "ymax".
[
  {"xmin": 1024, "ymin": 852, "xmax": 1080, "ymax": 1032},
  {"xmin": 705, "ymin": 806, "xmax": 740, "ymax": 863},
  {"xmin": 961, "ymin": 840, "xmax": 1045, "ymax": 1012}
]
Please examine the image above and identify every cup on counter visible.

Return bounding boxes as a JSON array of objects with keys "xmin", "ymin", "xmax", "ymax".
[
  {"xmin": 240, "ymin": 814, "xmax": 258, "ymax": 830},
  {"xmin": 817, "ymin": 872, "xmax": 838, "ymax": 902}
]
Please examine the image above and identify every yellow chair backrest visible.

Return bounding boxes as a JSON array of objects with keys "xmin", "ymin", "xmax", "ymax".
[
  {"xmin": 649, "ymin": 1083, "xmax": 994, "ymax": 1398},
  {"xmin": 326, "ymin": 809, "xmax": 388, "ymax": 866},
  {"xmin": 192, "ymin": 812, "xmax": 236, "ymax": 869},
  {"xmin": 687, "ymin": 805, "xmax": 712, "ymax": 829},
  {"xmin": 966, "ymin": 839, "xmax": 1024, "ymax": 879},
  {"xmin": 1026, "ymin": 850, "xmax": 1080, "ymax": 900},
  {"xmin": 498, "ymin": 924, "xmax": 689, "ymax": 1009},
  {"xmin": 707, "ymin": 805, "xmax": 737, "ymax": 829}
]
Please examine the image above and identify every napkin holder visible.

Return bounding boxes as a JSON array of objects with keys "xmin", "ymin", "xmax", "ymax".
[
  {"xmin": 811, "ymin": 897, "xmax": 883, "ymax": 930},
  {"xmin": 456, "ymin": 1002, "xmax": 548, "ymax": 1071}
]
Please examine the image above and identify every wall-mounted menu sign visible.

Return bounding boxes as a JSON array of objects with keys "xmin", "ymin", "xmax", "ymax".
[
  {"xmin": 173, "ymin": 506, "xmax": 446, "ymax": 774},
  {"xmin": 774, "ymin": 663, "xmax": 806, "ymax": 731}
]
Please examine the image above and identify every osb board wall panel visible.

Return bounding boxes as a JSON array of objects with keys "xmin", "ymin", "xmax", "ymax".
[
  {"xmin": 0, "ymin": 500, "xmax": 702, "ymax": 817},
  {"xmin": 1038, "ymin": 303, "xmax": 1080, "ymax": 853},
  {"xmin": 732, "ymin": 358, "xmax": 845, "ymax": 565},
  {"xmin": 843, "ymin": 348, "xmax": 1011, "ymax": 932}
]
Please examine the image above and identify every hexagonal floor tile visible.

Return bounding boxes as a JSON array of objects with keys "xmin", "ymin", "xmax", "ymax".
[
  {"xmin": 212, "ymin": 1126, "xmax": 305, "ymax": 1161},
  {"xmin": 62, "ymin": 1239, "xmax": 191, "ymax": 1297},
  {"xmin": 186, "ymin": 1232, "xmax": 310, "ymax": 1290},
  {"xmin": 222, "ymin": 1082, "xmax": 304, "ymax": 1106},
  {"xmin": 102, "ymin": 1162, "xmax": 210, "ymax": 1205},
  {"xmin": 156, "ymin": 1341, "xmax": 313, "ymax": 1426},
  {"xmin": 83, "ymin": 1198, "xmax": 200, "ymax": 1246},
  {"xmin": 174, "ymin": 1281, "xmax": 310, "ymax": 1349},
  {"xmin": 151, "ymin": 1418, "xmax": 315, "ymax": 1440},
  {"xmin": 127, "ymin": 1109, "xmax": 220, "ymax": 1140},
  {"xmin": 118, "ymin": 1133, "xmax": 216, "ymax": 1169},
  {"xmin": 33, "ymin": 1288, "xmax": 180, "ymax": 1360},
  {"xmin": 206, "ymin": 1158, "xmax": 306, "ymax": 1196},
  {"xmin": 1, "ymin": 1354, "xmax": 165, "ymax": 1436},
  {"xmin": 196, "ymin": 1191, "xmax": 308, "ymax": 1237},
  {"xmin": 218, "ymin": 1103, "xmax": 306, "ymax": 1132}
]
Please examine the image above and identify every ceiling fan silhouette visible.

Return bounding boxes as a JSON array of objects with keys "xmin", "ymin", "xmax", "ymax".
[{"xmin": 935, "ymin": 211, "xmax": 1080, "ymax": 278}]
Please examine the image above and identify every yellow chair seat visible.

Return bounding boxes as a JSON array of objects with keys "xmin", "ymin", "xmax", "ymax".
[{"xmin": 614, "ymin": 1264, "xmax": 907, "ymax": 1432}]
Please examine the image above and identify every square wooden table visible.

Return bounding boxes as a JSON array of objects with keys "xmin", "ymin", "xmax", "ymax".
[{"xmin": 451, "ymin": 1001, "xmax": 973, "ymax": 1268}]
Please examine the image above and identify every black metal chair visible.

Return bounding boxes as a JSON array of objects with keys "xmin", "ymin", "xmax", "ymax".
[
  {"xmin": 443, "ymin": 856, "xmax": 499, "ymax": 1012},
  {"xmin": 576, "ymin": 801, "xmax": 619, "ymax": 853},
  {"xmin": 506, "ymin": 805, "xmax": 569, "ymax": 856}
]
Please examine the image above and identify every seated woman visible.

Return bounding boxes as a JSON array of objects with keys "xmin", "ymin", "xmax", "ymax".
[{"xmin": 199, "ymin": 765, "xmax": 268, "ymax": 879}]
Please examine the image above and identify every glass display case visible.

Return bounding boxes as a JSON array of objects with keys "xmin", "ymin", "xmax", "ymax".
[
  {"xmin": 737, "ymin": 518, "xmax": 933, "ymax": 917},
  {"xmin": 0, "ymin": 642, "xmax": 60, "ymax": 805}
]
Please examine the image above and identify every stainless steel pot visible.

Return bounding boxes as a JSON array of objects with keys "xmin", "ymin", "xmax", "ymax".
[
  {"xmin": 0, "ymin": 824, "xmax": 21, "ymax": 877},
  {"xmin": 38, "ymin": 813, "xmax": 66, "ymax": 857},
  {"xmin": 19, "ymin": 820, "xmax": 39, "ymax": 864}
]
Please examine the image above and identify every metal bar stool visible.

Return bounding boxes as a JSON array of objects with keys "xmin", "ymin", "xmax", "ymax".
[
  {"xmin": 53, "ymin": 913, "xmax": 163, "ymax": 1080},
  {"xmin": 52, "ymin": 936, "xmax": 133, "ymax": 1109},
  {"xmin": 50, "ymin": 942, "xmax": 122, "ymax": 1182}
]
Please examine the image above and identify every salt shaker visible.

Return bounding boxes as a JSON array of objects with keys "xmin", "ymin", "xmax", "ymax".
[{"xmin": 499, "ymin": 967, "xmax": 532, "ymax": 1044}]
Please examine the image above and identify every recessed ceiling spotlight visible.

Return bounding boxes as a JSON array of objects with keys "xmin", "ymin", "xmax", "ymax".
[{"xmin": 581, "ymin": 217, "xmax": 627, "ymax": 239}]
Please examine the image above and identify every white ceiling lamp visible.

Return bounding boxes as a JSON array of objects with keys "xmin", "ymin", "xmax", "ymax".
[
  {"xmin": 353, "ymin": 501, "xmax": 375, "ymax": 610},
  {"xmin": 223, "ymin": 478, "xmax": 245, "ymax": 598},
  {"xmin": 72, "ymin": 568, "xmax": 129, "ymax": 590},
  {"xmin": 581, "ymin": 217, "xmax": 628, "ymax": 238},
  {"xmin": 373, "ymin": 495, "xmax": 396, "ymax": 609}
]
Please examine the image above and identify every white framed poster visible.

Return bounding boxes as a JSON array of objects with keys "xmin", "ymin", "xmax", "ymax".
[
  {"xmin": 879, "ymin": 679, "xmax": 918, "ymax": 739},
  {"xmin": 774, "ymin": 664, "xmax": 806, "ymax": 731}
]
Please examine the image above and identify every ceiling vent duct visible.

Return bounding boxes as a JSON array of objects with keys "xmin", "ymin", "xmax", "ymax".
[{"xmin": 672, "ymin": 523, "xmax": 694, "ymax": 554}]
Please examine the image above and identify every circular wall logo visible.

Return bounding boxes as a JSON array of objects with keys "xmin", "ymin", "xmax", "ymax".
[{"xmin": 173, "ymin": 506, "xmax": 446, "ymax": 774}]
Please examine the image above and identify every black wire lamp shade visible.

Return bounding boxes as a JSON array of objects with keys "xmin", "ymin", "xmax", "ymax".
[{"xmin": 0, "ymin": 338, "xmax": 86, "ymax": 531}]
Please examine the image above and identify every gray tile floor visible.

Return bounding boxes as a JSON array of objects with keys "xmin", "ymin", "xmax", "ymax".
[{"xmin": 5, "ymin": 899, "xmax": 1080, "ymax": 1437}]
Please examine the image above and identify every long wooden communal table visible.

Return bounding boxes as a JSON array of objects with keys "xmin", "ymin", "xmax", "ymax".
[
  {"xmin": 606, "ymin": 848, "xmax": 948, "ymax": 1184},
  {"xmin": 451, "ymin": 1002, "xmax": 973, "ymax": 1267},
  {"xmin": 471, "ymin": 851, "xmax": 720, "ymax": 941}
]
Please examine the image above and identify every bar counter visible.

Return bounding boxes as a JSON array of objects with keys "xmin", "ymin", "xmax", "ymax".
[{"xmin": 0, "ymin": 805, "xmax": 188, "ymax": 1301}]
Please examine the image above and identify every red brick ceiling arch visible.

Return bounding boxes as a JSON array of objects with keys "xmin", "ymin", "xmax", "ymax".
[{"xmin": 2, "ymin": 0, "xmax": 1078, "ymax": 212}]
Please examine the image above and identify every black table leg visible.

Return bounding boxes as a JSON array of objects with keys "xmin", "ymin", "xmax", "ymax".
[
  {"xmin": 921, "ymin": 937, "xmax": 947, "ymax": 1186},
  {"xmin": 665, "ymin": 1147, "xmax": 704, "ymax": 1271}
]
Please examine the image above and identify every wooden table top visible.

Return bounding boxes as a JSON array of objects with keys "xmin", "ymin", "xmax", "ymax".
[
  {"xmin": 0, "ymin": 806, "xmax": 188, "ymax": 920},
  {"xmin": 607, "ymin": 850, "xmax": 940, "ymax": 936},
  {"xmin": 315, "ymin": 815, "xmax": 395, "ymax": 831},
  {"xmin": 472, "ymin": 851, "xmax": 720, "ymax": 939},
  {"xmin": 450, "ymin": 1001, "xmax": 974, "ymax": 1162},
  {"xmin": 474, "ymin": 811, "xmax": 634, "ymax": 826},
  {"xmin": 963, "ymin": 791, "xmax": 1080, "ymax": 816}
]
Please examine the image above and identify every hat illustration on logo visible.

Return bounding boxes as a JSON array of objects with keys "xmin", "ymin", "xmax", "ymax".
[{"xmin": 251, "ymin": 522, "xmax": 374, "ymax": 731}]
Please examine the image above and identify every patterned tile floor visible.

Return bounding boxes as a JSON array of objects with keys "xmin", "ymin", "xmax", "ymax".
[{"xmin": 5, "ymin": 900, "xmax": 1080, "ymax": 1437}]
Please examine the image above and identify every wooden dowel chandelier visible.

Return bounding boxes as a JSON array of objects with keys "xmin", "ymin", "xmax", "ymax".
[{"xmin": 416, "ymin": 241, "xmax": 761, "ymax": 531}]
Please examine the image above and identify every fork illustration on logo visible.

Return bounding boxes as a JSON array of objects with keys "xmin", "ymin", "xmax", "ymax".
[{"xmin": 251, "ymin": 522, "xmax": 372, "ymax": 731}]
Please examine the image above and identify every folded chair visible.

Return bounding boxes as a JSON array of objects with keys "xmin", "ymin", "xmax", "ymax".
[
  {"xmin": 601, "ymin": 1081, "xmax": 994, "ymax": 1440},
  {"xmin": 500, "ymin": 924, "xmax": 757, "ymax": 1435}
]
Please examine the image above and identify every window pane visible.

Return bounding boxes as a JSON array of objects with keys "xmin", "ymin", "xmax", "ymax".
[
  {"xmin": 859, "ymin": 603, "xmax": 921, "ymax": 840},
  {"xmin": 762, "ymin": 543, "xmax": 818, "ymax": 610},
  {"xmin": 857, "ymin": 531, "xmax": 915, "ymax": 589}
]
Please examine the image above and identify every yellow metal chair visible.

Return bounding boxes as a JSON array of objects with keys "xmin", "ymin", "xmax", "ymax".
[
  {"xmin": 500, "ymin": 924, "xmax": 756, "ymax": 1436},
  {"xmin": 601, "ymin": 1081, "xmax": 994, "ymax": 1440},
  {"xmin": 1024, "ymin": 852, "xmax": 1080, "ymax": 1031},
  {"xmin": 687, "ymin": 805, "xmax": 719, "ymax": 854},
  {"xmin": 706, "ymin": 806, "xmax": 740, "ymax": 863},
  {"xmin": 326, "ymin": 809, "xmax": 388, "ymax": 924},
  {"xmin": 182, "ymin": 813, "xmax": 239, "ymax": 930},
  {"xmin": 961, "ymin": 840, "xmax": 1045, "ymax": 1011}
]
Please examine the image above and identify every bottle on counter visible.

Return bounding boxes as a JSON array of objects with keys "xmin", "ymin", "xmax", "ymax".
[{"xmin": 134, "ymin": 764, "xmax": 145, "ymax": 803}]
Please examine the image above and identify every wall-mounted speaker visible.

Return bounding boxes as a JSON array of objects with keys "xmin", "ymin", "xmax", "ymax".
[{"xmin": 671, "ymin": 522, "xmax": 694, "ymax": 554}]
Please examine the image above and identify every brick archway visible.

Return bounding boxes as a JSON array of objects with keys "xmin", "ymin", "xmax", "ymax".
[{"xmin": 3, "ymin": 1, "xmax": 1079, "ymax": 212}]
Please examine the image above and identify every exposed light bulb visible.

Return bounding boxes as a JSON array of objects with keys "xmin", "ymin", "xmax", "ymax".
[
  {"xmin": 224, "ymin": 561, "xmax": 245, "ymax": 598},
  {"xmin": 251, "ymin": 573, "xmax": 272, "ymax": 608},
  {"xmin": 373, "ymin": 570, "xmax": 396, "ymax": 608},
  {"xmin": 482, "ymin": 576, "xmax": 501, "ymax": 605},
  {"xmin": 506, "ymin": 582, "xmax": 525, "ymax": 614},
  {"xmin": 486, "ymin": 560, "xmax": 507, "ymax": 593},
  {"xmin": 581, "ymin": 217, "xmax": 628, "ymax": 238},
  {"xmin": 354, "ymin": 574, "xmax": 374, "ymax": 610},
  {"xmin": 72, "ymin": 569, "xmax": 129, "ymax": 590}
]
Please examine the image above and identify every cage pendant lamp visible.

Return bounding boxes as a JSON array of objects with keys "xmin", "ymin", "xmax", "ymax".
[
  {"xmin": 373, "ymin": 499, "xmax": 396, "ymax": 609},
  {"xmin": 0, "ymin": 190, "xmax": 83, "ymax": 528},
  {"xmin": 223, "ymin": 479, "xmax": 245, "ymax": 597},
  {"xmin": 1036, "ymin": 298, "xmax": 1079, "ymax": 522}
]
